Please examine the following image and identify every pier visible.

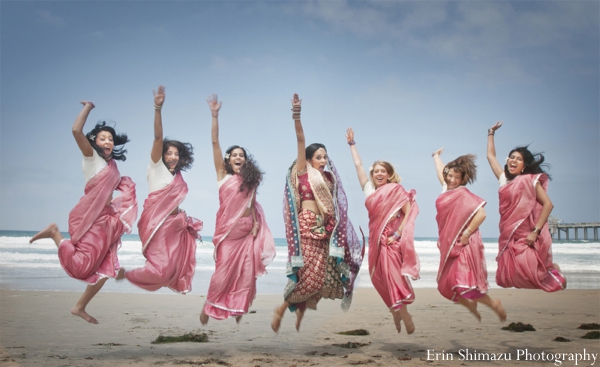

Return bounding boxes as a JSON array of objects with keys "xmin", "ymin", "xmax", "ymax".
[{"xmin": 548, "ymin": 217, "xmax": 600, "ymax": 241}]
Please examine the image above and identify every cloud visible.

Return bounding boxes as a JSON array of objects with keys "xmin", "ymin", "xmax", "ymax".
[{"xmin": 36, "ymin": 9, "xmax": 65, "ymax": 27}]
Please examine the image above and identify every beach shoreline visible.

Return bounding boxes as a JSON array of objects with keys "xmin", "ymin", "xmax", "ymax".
[{"xmin": 1, "ymin": 288, "xmax": 598, "ymax": 367}]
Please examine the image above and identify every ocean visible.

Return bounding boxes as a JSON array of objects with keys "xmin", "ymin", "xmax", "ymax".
[{"xmin": 0, "ymin": 230, "xmax": 598, "ymax": 295}]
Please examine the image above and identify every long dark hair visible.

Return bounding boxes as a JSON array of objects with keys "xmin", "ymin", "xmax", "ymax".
[
  {"xmin": 305, "ymin": 143, "xmax": 327, "ymax": 160},
  {"xmin": 85, "ymin": 121, "xmax": 129, "ymax": 161},
  {"xmin": 163, "ymin": 138, "xmax": 194, "ymax": 172},
  {"xmin": 444, "ymin": 154, "xmax": 477, "ymax": 186},
  {"xmin": 224, "ymin": 145, "xmax": 263, "ymax": 193},
  {"xmin": 504, "ymin": 145, "xmax": 551, "ymax": 181}
]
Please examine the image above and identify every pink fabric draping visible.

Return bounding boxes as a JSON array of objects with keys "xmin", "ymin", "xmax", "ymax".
[
  {"xmin": 496, "ymin": 173, "xmax": 566, "ymax": 291},
  {"xmin": 126, "ymin": 173, "xmax": 202, "ymax": 294},
  {"xmin": 204, "ymin": 175, "xmax": 276, "ymax": 320},
  {"xmin": 435, "ymin": 186, "xmax": 489, "ymax": 302},
  {"xmin": 59, "ymin": 160, "xmax": 137, "ymax": 285},
  {"xmin": 365, "ymin": 183, "xmax": 419, "ymax": 310}
]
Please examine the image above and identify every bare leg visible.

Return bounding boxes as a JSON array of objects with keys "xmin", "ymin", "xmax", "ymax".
[
  {"xmin": 199, "ymin": 307, "xmax": 209, "ymax": 326},
  {"xmin": 456, "ymin": 297, "xmax": 481, "ymax": 322},
  {"xmin": 271, "ymin": 302, "xmax": 288, "ymax": 333},
  {"xmin": 235, "ymin": 315, "xmax": 242, "ymax": 324},
  {"xmin": 475, "ymin": 295, "xmax": 506, "ymax": 322},
  {"xmin": 391, "ymin": 308, "xmax": 402, "ymax": 333},
  {"xmin": 115, "ymin": 268, "xmax": 126, "ymax": 281},
  {"xmin": 70, "ymin": 277, "xmax": 108, "ymax": 324},
  {"xmin": 295, "ymin": 308, "xmax": 305, "ymax": 331},
  {"xmin": 30, "ymin": 223, "xmax": 63, "ymax": 248},
  {"xmin": 399, "ymin": 305, "xmax": 415, "ymax": 334}
]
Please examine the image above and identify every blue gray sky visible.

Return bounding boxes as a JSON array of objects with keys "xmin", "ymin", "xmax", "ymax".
[{"xmin": 1, "ymin": 1, "xmax": 598, "ymax": 238}]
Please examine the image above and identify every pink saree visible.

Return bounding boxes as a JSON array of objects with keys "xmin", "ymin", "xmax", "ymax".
[
  {"xmin": 496, "ymin": 173, "xmax": 566, "ymax": 291},
  {"xmin": 435, "ymin": 187, "xmax": 488, "ymax": 302},
  {"xmin": 58, "ymin": 159, "xmax": 137, "ymax": 285},
  {"xmin": 126, "ymin": 173, "xmax": 202, "ymax": 294},
  {"xmin": 204, "ymin": 175, "xmax": 276, "ymax": 320},
  {"xmin": 366, "ymin": 183, "xmax": 419, "ymax": 310}
]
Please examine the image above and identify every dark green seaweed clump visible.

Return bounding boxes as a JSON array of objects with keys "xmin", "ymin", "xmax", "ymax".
[
  {"xmin": 553, "ymin": 337, "xmax": 570, "ymax": 342},
  {"xmin": 332, "ymin": 341, "xmax": 371, "ymax": 349},
  {"xmin": 151, "ymin": 333, "xmax": 208, "ymax": 344},
  {"xmin": 578, "ymin": 323, "xmax": 600, "ymax": 330},
  {"xmin": 501, "ymin": 322, "xmax": 536, "ymax": 332},
  {"xmin": 581, "ymin": 331, "xmax": 600, "ymax": 339},
  {"xmin": 336, "ymin": 329, "xmax": 370, "ymax": 336}
]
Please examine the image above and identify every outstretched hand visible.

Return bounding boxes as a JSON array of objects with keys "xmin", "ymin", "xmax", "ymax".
[
  {"xmin": 346, "ymin": 128, "xmax": 355, "ymax": 144},
  {"xmin": 154, "ymin": 85, "xmax": 165, "ymax": 107},
  {"xmin": 291, "ymin": 93, "xmax": 302, "ymax": 109},
  {"xmin": 432, "ymin": 147, "xmax": 444, "ymax": 157},
  {"xmin": 490, "ymin": 121, "xmax": 503, "ymax": 132},
  {"xmin": 80, "ymin": 101, "xmax": 95, "ymax": 109},
  {"xmin": 207, "ymin": 94, "xmax": 222, "ymax": 116}
]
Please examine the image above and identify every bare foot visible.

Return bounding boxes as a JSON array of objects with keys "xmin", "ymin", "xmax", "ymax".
[
  {"xmin": 30, "ymin": 223, "xmax": 61, "ymax": 246},
  {"xmin": 403, "ymin": 313, "xmax": 416, "ymax": 335},
  {"xmin": 199, "ymin": 311, "xmax": 209, "ymax": 325},
  {"xmin": 235, "ymin": 315, "xmax": 242, "ymax": 324},
  {"xmin": 115, "ymin": 268, "xmax": 126, "ymax": 281},
  {"xmin": 295, "ymin": 308, "xmax": 305, "ymax": 331},
  {"xmin": 70, "ymin": 306, "xmax": 99, "ymax": 324},
  {"xmin": 466, "ymin": 300, "xmax": 481, "ymax": 322},
  {"xmin": 492, "ymin": 299, "xmax": 507, "ymax": 322},
  {"xmin": 391, "ymin": 309, "xmax": 402, "ymax": 333},
  {"xmin": 271, "ymin": 305, "xmax": 285, "ymax": 333}
]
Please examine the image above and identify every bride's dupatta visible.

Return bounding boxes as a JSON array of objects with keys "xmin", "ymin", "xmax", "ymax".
[
  {"xmin": 283, "ymin": 157, "xmax": 364, "ymax": 311},
  {"xmin": 496, "ymin": 173, "xmax": 565, "ymax": 291},
  {"xmin": 435, "ymin": 186, "xmax": 488, "ymax": 301}
]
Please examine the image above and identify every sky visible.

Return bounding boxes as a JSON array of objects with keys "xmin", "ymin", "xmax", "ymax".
[{"xmin": 1, "ymin": 0, "xmax": 598, "ymax": 239}]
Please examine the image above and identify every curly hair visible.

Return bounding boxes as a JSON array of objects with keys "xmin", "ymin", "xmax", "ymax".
[
  {"xmin": 504, "ymin": 146, "xmax": 551, "ymax": 181},
  {"xmin": 85, "ymin": 121, "xmax": 129, "ymax": 161},
  {"xmin": 369, "ymin": 161, "xmax": 401, "ymax": 186},
  {"xmin": 444, "ymin": 154, "xmax": 477, "ymax": 186},
  {"xmin": 224, "ymin": 145, "xmax": 263, "ymax": 194},
  {"xmin": 163, "ymin": 139, "xmax": 194, "ymax": 172}
]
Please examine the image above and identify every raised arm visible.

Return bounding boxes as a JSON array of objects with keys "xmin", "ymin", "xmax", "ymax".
[
  {"xmin": 291, "ymin": 93, "xmax": 307, "ymax": 173},
  {"xmin": 486, "ymin": 121, "xmax": 504, "ymax": 179},
  {"xmin": 460, "ymin": 207, "xmax": 487, "ymax": 244},
  {"xmin": 207, "ymin": 94, "xmax": 227, "ymax": 180},
  {"xmin": 345, "ymin": 128, "xmax": 368, "ymax": 188},
  {"xmin": 72, "ymin": 101, "xmax": 96, "ymax": 157},
  {"xmin": 150, "ymin": 86, "xmax": 165, "ymax": 164},
  {"xmin": 432, "ymin": 147, "xmax": 445, "ymax": 186}
]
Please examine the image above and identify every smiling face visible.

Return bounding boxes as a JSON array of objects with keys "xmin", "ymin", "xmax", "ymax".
[
  {"xmin": 163, "ymin": 145, "xmax": 180, "ymax": 172},
  {"xmin": 445, "ymin": 168, "xmax": 464, "ymax": 190},
  {"xmin": 95, "ymin": 131, "xmax": 114, "ymax": 160},
  {"xmin": 228, "ymin": 148, "xmax": 246, "ymax": 174},
  {"xmin": 308, "ymin": 148, "xmax": 328, "ymax": 172},
  {"xmin": 506, "ymin": 151, "xmax": 525, "ymax": 176},
  {"xmin": 371, "ymin": 164, "xmax": 391, "ymax": 188}
]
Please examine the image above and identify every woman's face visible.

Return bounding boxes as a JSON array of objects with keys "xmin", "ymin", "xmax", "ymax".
[
  {"xmin": 95, "ymin": 131, "xmax": 114, "ymax": 159},
  {"xmin": 507, "ymin": 151, "xmax": 525, "ymax": 176},
  {"xmin": 229, "ymin": 148, "xmax": 246, "ymax": 174},
  {"xmin": 308, "ymin": 148, "xmax": 327, "ymax": 172},
  {"xmin": 445, "ymin": 168, "xmax": 463, "ymax": 190},
  {"xmin": 372, "ymin": 164, "xmax": 390, "ymax": 188},
  {"xmin": 163, "ymin": 146, "xmax": 180, "ymax": 172}
]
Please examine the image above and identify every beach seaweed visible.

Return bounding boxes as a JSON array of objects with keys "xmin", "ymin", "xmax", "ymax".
[
  {"xmin": 151, "ymin": 333, "xmax": 208, "ymax": 344},
  {"xmin": 173, "ymin": 358, "xmax": 230, "ymax": 366},
  {"xmin": 553, "ymin": 337, "xmax": 570, "ymax": 342},
  {"xmin": 336, "ymin": 329, "xmax": 370, "ymax": 336},
  {"xmin": 501, "ymin": 322, "xmax": 535, "ymax": 332},
  {"xmin": 578, "ymin": 323, "xmax": 600, "ymax": 330},
  {"xmin": 332, "ymin": 342, "xmax": 371, "ymax": 349},
  {"xmin": 581, "ymin": 331, "xmax": 600, "ymax": 339}
]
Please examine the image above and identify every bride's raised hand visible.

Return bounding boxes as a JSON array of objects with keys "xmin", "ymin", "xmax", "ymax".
[
  {"xmin": 153, "ymin": 85, "xmax": 165, "ymax": 108},
  {"xmin": 346, "ymin": 128, "xmax": 355, "ymax": 144},
  {"xmin": 80, "ymin": 101, "xmax": 95, "ymax": 109},
  {"xmin": 489, "ymin": 121, "xmax": 503, "ymax": 132},
  {"xmin": 207, "ymin": 94, "xmax": 222, "ymax": 116}
]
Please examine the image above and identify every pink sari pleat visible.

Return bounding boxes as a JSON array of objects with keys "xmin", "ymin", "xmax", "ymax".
[
  {"xmin": 59, "ymin": 160, "xmax": 137, "ymax": 285},
  {"xmin": 126, "ymin": 173, "xmax": 202, "ymax": 294},
  {"xmin": 366, "ymin": 183, "xmax": 419, "ymax": 310},
  {"xmin": 435, "ymin": 187, "xmax": 489, "ymax": 301},
  {"xmin": 204, "ymin": 175, "xmax": 276, "ymax": 320},
  {"xmin": 496, "ymin": 174, "xmax": 566, "ymax": 292}
]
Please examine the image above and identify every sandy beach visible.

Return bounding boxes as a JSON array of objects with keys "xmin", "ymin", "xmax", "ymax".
[{"xmin": 1, "ymin": 288, "xmax": 598, "ymax": 367}]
